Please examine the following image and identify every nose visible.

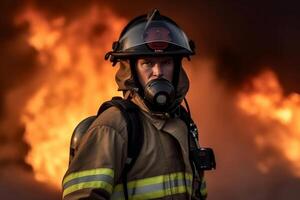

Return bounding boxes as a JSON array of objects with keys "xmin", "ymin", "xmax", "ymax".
[{"xmin": 152, "ymin": 63, "xmax": 163, "ymax": 77}]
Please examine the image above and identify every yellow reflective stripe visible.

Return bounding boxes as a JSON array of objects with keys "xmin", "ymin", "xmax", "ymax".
[
  {"xmin": 62, "ymin": 168, "xmax": 114, "ymax": 198},
  {"xmin": 114, "ymin": 172, "xmax": 192, "ymax": 192},
  {"xmin": 201, "ymin": 189, "xmax": 208, "ymax": 197},
  {"xmin": 131, "ymin": 185, "xmax": 187, "ymax": 200},
  {"xmin": 112, "ymin": 172, "xmax": 193, "ymax": 199},
  {"xmin": 63, "ymin": 181, "xmax": 113, "ymax": 198},
  {"xmin": 185, "ymin": 172, "xmax": 193, "ymax": 181},
  {"xmin": 63, "ymin": 168, "xmax": 114, "ymax": 185},
  {"xmin": 200, "ymin": 178, "xmax": 207, "ymax": 196},
  {"xmin": 185, "ymin": 172, "xmax": 193, "ymax": 195}
]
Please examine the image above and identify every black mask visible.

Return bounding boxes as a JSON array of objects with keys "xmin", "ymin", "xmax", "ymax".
[{"xmin": 143, "ymin": 78, "xmax": 175, "ymax": 112}]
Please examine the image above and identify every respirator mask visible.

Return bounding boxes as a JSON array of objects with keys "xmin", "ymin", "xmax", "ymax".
[{"xmin": 143, "ymin": 78, "xmax": 175, "ymax": 112}]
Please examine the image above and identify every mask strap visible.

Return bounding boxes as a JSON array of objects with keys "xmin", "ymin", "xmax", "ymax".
[
  {"xmin": 172, "ymin": 57, "xmax": 182, "ymax": 93},
  {"xmin": 129, "ymin": 58, "xmax": 144, "ymax": 96},
  {"xmin": 183, "ymin": 97, "xmax": 191, "ymax": 118}
]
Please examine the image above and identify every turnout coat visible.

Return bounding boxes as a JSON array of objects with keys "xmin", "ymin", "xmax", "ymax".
[{"xmin": 62, "ymin": 62, "xmax": 207, "ymax": 200}]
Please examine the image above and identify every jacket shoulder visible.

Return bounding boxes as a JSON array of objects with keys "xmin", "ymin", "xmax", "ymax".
[{"xmin": 89, "ymin": 106, "xmax": 127, "ymax": 134}]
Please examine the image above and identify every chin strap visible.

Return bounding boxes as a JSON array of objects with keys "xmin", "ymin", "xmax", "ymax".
[
  {"xmin": 172, "ymin": 57, "xmax": 182, "ymax": 91},
  {"xmin": 129, "ymin": 58, "xmax": 144, "ymax": 95}
]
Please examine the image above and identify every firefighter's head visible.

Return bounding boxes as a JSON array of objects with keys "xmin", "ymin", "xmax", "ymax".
[
  {"xmin": 105, "ymin": 9, "xmax": 195, "ymax": 113},
  {"xmin": 136, "ymin": 56, "xmax": 174, "ymax": 88}
]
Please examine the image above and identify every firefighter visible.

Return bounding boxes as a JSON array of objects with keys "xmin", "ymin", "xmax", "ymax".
[{"xmin": 62, "ymin": 9, "xmax": 208, "ymax": 200}]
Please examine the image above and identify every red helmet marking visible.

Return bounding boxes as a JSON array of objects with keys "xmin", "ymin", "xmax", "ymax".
[{"xmin": 144, "ymin": 26, "xmax": 171, "ymax": 50}]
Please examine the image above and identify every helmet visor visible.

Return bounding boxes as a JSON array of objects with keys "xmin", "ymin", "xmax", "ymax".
[{"xmin": 118, "ymin": 20, "xmax": 193, "ymax": 53}]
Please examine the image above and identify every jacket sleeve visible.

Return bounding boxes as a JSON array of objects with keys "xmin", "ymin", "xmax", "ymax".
[
  {"xmin": 200, "ymin": 175, "xmax": 207, "ymax": 200},
  {"xmin": 62, "ymin": 124, "xmax": 127, "ymax": 200}
]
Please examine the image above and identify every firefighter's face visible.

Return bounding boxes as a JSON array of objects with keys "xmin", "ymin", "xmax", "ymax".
[{"xmin": 136, "ymin": 56, "xmax": 174, "ymax": 87}]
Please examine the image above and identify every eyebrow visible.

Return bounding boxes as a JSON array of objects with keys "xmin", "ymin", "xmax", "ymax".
[
  {"xmin": 140, "ymin": 57, "xmax": 172, "ymax": 62},
  {"xmin": 140, "ymin": 59, "xmax": 151, "ymax": 63}
]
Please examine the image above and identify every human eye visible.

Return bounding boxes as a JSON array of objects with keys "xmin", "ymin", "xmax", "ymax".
[
  {"xmin": 162, "ymin": 59, "xmax": 172, "ymax": 65},
  {"xmin": 141, "ymin": 60, "xmax": 153, "ymax": 67}
]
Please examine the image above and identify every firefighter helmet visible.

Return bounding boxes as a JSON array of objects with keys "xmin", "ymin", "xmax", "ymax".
[{"xmin": 105, "ymin": 9, "xmax": 195, "ymax": 65}]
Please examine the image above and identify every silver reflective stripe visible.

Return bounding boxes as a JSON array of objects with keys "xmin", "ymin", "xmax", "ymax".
[
  {"xmin": 62, "ymin": 168, "xmax": 114, "ymax": 197},
  {"xmin": 63, "ymin": 174, "xmax": 113, "ymax": 190},
  {"xmin": 111, "ymin": 175, "xmax": 192, "ymax": 199}
]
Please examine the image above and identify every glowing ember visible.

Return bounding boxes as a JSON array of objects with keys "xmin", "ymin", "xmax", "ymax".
[
  {"xmin": 16, "ymin": 6, "xmax": 126, "ymax": 187},
  {"xmin": 237, "ymin": 70, "xmax": 300, "ymax": 176}
]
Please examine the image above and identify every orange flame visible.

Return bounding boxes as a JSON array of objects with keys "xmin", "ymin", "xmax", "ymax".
[
  {"xmin": 237, "ymin": 70, "xmax": 300, "ymax": 176},
  {"xmin": 16, "ymin": 6, "xmax": 126, "ymax": 187}
]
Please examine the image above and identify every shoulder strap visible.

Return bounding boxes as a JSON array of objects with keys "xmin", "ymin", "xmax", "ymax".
[
  {"xmin": 69, "ymin": 97, "xmax": 143, "ymax": 200},
  {"xmin": 98, "ymin": 96, "xmax": 143, "ymax": 200},
  {"xmin": 179, "ymin": 104, "xmax": 200, "ymax": 196},
  {"xmin": 98, "ymin": 96, "xmax": 144, "ymax": 170},
  {"xmin": 179, "ymin": 105, "xmax": 199, "ymax": 145}
]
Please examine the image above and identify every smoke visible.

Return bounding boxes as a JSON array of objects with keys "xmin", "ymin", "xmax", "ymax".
[
  {"xmin": 0, "ymin": 0, "xmax": 299, "ymax": 199},
  {"xmin": 186, "ymin": 59, "xmax": 300, "ymax": 200},
  {"xmin": 98, "ymin": 0, "xmax": 300, "ymax": 93},
  {"xmin": 13, "ymin": 0, "xmax": 300, "ymax": 92},
  {"xmin": 0, "ymin": 166, "xmax": 60, "ymax": 200},
  {"xmin": 0, "ymin": 0, "xmax": 32, "ymax": 167},
  {"xmin": 0, "ymin": 1, "xmax": 60, "ymax": 199}
]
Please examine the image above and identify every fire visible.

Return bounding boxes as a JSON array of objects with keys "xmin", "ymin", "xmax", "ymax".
[
  {"xmin": 237, "ymin": 70, "xmax": 300, "ymax": 176},
  {"xmin": 16, "ymin": 6, "xmax": 126, "ymax": 187}
]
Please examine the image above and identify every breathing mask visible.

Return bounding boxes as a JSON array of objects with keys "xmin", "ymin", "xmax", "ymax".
[{"xmin": 143, "ymin": 78, "xmax": 175, "ymax": 112}]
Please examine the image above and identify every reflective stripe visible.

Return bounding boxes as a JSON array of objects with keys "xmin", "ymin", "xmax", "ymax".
[
  {"xmin": 63, "ymin": 174, "xmax": 113, "ymax": 190},
  {"xmin": 63, "ymin": 181, "xmax": 113, "ymax": 198},
  {"xmin": 185, "ymin": 173, "xmax": 193, "ymax": 195},
  {"xmin": 200, "ymin": 178, "xmax": 207, "ymax": 197},
  {"xmin": 63, "ymin": 168, "xmax": 114, "ymax": 185},
  {"xmin": 62, "ymin": 168, "xmax": 114, "ymax": 198},
  {"xmin": 111, "ymin": 172, "xmax": 193, "ymax": 200}
]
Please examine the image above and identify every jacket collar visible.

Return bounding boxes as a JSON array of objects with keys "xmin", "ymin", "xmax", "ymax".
[
  {"xmin": 130, "ymin": 92, "xmax": 189, "ymax": 156},
  {"xmin": 130, "ymin": 92, "xmax": 169, "ymax": 131}
]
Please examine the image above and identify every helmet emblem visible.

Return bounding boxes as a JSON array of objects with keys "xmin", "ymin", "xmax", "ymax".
[{"xmin": 144, "ymin": 26, "xmax": 171, "ymax": 51}]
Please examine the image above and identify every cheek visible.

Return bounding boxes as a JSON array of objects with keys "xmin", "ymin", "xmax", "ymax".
[
  {"xmin": 164, "ymin": 65, "xmax": 174, "ymax": 81},
  {"xmin": 136, "ymin": 67, "xmax": 150, "ymax": 87}
]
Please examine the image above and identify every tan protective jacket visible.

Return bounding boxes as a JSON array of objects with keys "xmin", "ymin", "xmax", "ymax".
[{"xmin": 62, "ymin": 62, "xmax": 207, "ymax": 200}]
